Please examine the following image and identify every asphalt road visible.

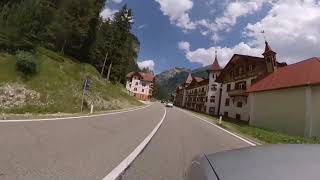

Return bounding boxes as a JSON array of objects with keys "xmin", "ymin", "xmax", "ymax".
[
  {"xmin": 0, "ymin": 104, "xmax": 165, "ymax": 180},
  {"xmin": 121, "ymin": 106, "xmax": 251, "ymax": 180},
  {"xmin": 0, "ymin": 103, "xmax": 251, "ymax": 180}
]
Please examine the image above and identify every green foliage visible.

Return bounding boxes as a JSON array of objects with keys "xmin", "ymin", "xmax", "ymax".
[
  {"xmin": 0, "ymin": 1, "xmax": 139, "ymax": 85},
  {"xmin": 1, "ymin": 48, "xmax": 142, "ymax": 114},
  {"xmin": 153, "ymin": 82, "xmax": 170, "ymax": 101},
  {"xmin": 15, "ymin": 51, "xmax": 37, "ymax": 76},
  {"xmin": 89, "ymin": 5, "xmax": 139, "ymax": 83},
  {"xmin": 196, "ymin": 112, "xmax": 320, "ymax": 144}
]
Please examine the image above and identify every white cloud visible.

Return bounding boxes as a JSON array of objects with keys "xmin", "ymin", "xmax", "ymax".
[
  {"xmin": 178, "ymin": 41, "xmax": 190, "ymax": 52},
  {"xmin": 138, "ymin": 24, "xmax": 147, "ymax": 29},
  {"xmin": 155, "ymin": 0, "xmax": 196, "ymax": 30},
  {"xmin": 111, "ymin": 0, "xmax": 122, "ymax": 3},
  {"xmin": 180, "ymin": 0, "xmax": 320, "ymax": 66},
  {"xmin": 180, "ymin": 41, "xmax": 262, "ymax": 67},
  {"xmin": 100, "ymin": 7, "xmax": 118, "ymax": 20},
  {"xmin": 138, "ymin": 60, "xmax": 155, "ymax": 71},
  {"xmin": 197, "ymin": 0, "xmax": 269, "ymax": 42},
  {"xmin": 244, "ymin": 0, "xmax": 320, "ymax": 63}
]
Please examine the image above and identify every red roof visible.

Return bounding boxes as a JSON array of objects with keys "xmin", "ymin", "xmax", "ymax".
[
  {"xmin": 126, "ymin": 72, "xmax": 155, "ymax": 82},
  {"xmin": 208, "ymin": 51, "xmax": 221, "ymax": 71},
  {"xmin": 247, "ymin": 57, "xmax": 320, "ymax": 93},
  {"xmin": 194, "ymin": 76, "xmax": 204, "ymax": 82},
  {"xmin": 262, "ymin": 41, "xmax": 276, "ymax": 56},
  {"xmin": 185, "ymin": 73, "xmax": 193, "ymax": 84}
]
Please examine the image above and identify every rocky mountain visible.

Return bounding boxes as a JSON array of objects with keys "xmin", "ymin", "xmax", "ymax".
[{"xmin": 154, "ymin": 66, "xmax": 210, "ymax": 99}]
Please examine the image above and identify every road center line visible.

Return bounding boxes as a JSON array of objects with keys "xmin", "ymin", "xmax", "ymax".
[
  {"xmin": 177, "ymin": 108, "xmax": 257, "ymax": 146},
  {"xmin": 102, "ymin": 107, "xmax": 167, "ymax": 180},
  {"xmin": 0, "ymin": 104, "xmax": 152, "ymax": 123}
]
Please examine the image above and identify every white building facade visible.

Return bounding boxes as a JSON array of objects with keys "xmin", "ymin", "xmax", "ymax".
[
  {"xmin": 126, "ymin": 72, "xmax": 154, "ymax": 101},
  {"xmin": 206, "ymin": 51, "xmax": 222, "ymax": 116}
]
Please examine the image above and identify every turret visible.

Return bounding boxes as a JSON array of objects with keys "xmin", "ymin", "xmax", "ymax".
[
  {"xmin": 207, "ymin": 50, "xmax": 222, "ymax": 80},
  {"xmin": 263, "ymin": 41, "xmax": 277, "ymax": 73}
]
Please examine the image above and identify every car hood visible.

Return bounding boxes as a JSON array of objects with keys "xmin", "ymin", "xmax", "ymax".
[{"xmin": 206, "ymin": 145, "xmax": 320, "ymax": 180}]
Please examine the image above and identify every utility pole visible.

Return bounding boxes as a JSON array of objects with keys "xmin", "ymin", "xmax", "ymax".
[{"xmin": 100, "ymin": 52, "xmax": 108, "ymax": 77}]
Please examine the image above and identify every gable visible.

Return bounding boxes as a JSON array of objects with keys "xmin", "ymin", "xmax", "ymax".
[{"xmin": 217, "ymin": 54, "xmax": 266, "ymax": 83}]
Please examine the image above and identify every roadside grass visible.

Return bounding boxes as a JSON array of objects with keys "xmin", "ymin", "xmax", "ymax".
[
  {"xmin": 0, "ymin": 48, "xmax": 142, "ymax": 114},
  {"xmin": 189, "ymin": 111, "xmax": 320, "ymax": 144}
]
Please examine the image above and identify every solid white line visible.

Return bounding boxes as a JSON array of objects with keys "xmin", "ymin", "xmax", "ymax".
[
  {"xmin": 177, "ymin": 108, "xmax": 257, "ymax": 146},
  {"xmin": 0, "ymin": 105, "xmax": 152, "ymax": 123},
  {"xmin": 102, "ymin": 107, "xmax": 167, "ymax": 180}
]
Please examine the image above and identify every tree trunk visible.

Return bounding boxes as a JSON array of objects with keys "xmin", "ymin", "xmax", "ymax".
[
  {"xmin": 60, "ymin": 40, "xmax": 67, "ymax": 54},
  {"xmin": 100, "ymin": 52, "xmax": 108, "ymax": 77},
  {"xmin": 106, "ymin": 60, "xmax": 113, "ymax": 82}
]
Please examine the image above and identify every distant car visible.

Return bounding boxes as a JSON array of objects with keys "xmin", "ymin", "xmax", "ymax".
[
  {"xmin": 187, "ymin": 145, "xmax": 320, "ymax": 180},
  {"xmin": 165, "ymin": 102, "xmax": 173, "ymax": 108}
]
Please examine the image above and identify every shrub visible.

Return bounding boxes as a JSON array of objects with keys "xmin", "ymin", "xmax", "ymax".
[{"xmin": 15, "ymin": 51, "xmax": 37, "ymax": 76}]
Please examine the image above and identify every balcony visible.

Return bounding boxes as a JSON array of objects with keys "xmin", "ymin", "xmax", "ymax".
[{"xmin": 228, "ymin": 89, "xmax": 248, "ymax": 97}]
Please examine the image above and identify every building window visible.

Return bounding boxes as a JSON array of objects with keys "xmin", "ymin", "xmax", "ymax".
[
  {"xmin": 225, "ymin": 98, "xmax": 230, "ymax": 106},
  {"xmin": 239, "ymin": 66, "xmax": 243, "ymax": 75},
  {"xmin": 142, "ymin": 89, "xmax": 145, "ymax": 93},
  {"xmin": 236, "ymin": 114, "xmax": 241, "ymax": 120},
  {"xmin": 135, "ymin": 82, "xmax": 138, "ymax": 85},
  {"xmin": 142, "ymin": 83, "xmax": 146, "ymax": 87},
  {"xmin": 236, "ymin": 81, "xmax": 246, "ymax": 90},
  {"xmin": 248, "ymin": 64, "xmax": 255, "ymax": 71},
  {"xmin": 209, "ymin": 107, "xmax": 215, "ymax": 114},
  {"xmin": 212, "ymin": 74, "xmax": 215, "ymax": 79},
  {"xmin": 211, "ymin": 84, "xmax": 217, "ymax": 91},
  {"xmin": 210, "ymin": 96, "xmax": 215, "ymax": 103},
  {"xmin": 226, "ymin": 84, "xmax": 231, "ymax": 91},
  {"xmin": 134, "ymin": 88, "xmax": 137, "ymax": 91},
  {"xmin": 224, "ymin": 112, "xmax": 228, "ymax": 117},
  {"xmin": 267, "ymin": 58, "xmax": 271, "ymax": 63},
  {"xmin": 237, "ymin": 101, "xmax": 243, "ymax": 108}
]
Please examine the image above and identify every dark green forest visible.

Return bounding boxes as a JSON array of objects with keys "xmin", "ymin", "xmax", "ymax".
[{"xmin": 0, "ymin": 0, "xmax": 140, "ymax": 84}]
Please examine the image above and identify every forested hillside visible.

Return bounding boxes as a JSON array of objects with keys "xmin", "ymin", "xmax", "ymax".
[
  {"xmin": 0, "ymin": 0, "xmax": 143, "ymax": 113},
  {"xmin": 0, "ymin": 0, "xmax": 139, "ymax": 83}
]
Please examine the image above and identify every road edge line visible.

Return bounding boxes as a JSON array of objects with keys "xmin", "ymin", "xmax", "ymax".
[
  {"xmin": 102, "ymin": 107, "xmax": 167, "ymax": 180},
  {"xmin": 177, "ymin": 108, "xmax": 257, "ymax": 146},
  {"xmin": 0, "ymin": 104, "xmax": 152, "ymax": 123}
]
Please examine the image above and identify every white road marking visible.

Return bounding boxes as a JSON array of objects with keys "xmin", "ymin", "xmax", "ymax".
[
  {"xmin": 102, "ymin": 107, "xmax": 167, "ymax": 180},
  {"xmin": 0, "ymin": 105, "xmax": 152, "ymax": 123},
  {"xmin": 177, "ymin": 108, "xmax": 257, "ymax": 146}
]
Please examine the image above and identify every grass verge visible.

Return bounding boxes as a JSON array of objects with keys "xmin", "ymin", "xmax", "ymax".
[
  {"xmin": 0, "ymin": 48, "xmax": 142, "ymax": 114},
  {"xmin": 188, "ymin": 110, "xmax": 320, "ymax": 144}
]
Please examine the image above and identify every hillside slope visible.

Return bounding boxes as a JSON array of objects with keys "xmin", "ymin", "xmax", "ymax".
[{"xmin": 0, "ymin": 48, "xmax": 141, "ymax": 114}]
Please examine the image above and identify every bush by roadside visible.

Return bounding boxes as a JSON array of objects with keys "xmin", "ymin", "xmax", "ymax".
[{"xmin": 15, "ymin": 51, "xmax": 37, "ymax": 77}]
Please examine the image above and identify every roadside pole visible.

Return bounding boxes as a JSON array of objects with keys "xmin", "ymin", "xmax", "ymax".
[
  {"xmin": 90, "ymin": 104, "xmax": 94, "ymax": 114},
  {"xmin": 80, "ymin": 78, "xmax": 91, "ymax": 112},
  {"xmin": 80, "ymin": 80, "xmax": 86, "ymax": 112}
]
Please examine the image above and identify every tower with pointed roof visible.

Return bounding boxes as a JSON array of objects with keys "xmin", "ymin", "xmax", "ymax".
[
  {"xmin": 207, "ymin": 49, "xmax": 222, "ymax": 81},
  {"xmin": 206, "ymin": 50, "xmax": 222, "ymax": 115},
  {"xmin": 185, "ymin": 73, "xmax": 193, "ymax": 84},
  {"xmin": 263, "ymin": 41, "xmax": 277, "ymax": 73}
]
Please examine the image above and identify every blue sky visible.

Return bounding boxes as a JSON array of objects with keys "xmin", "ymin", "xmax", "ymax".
[{"xmin": 102, "ymin": 0, "xmax": 320, "ymax": 74}]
